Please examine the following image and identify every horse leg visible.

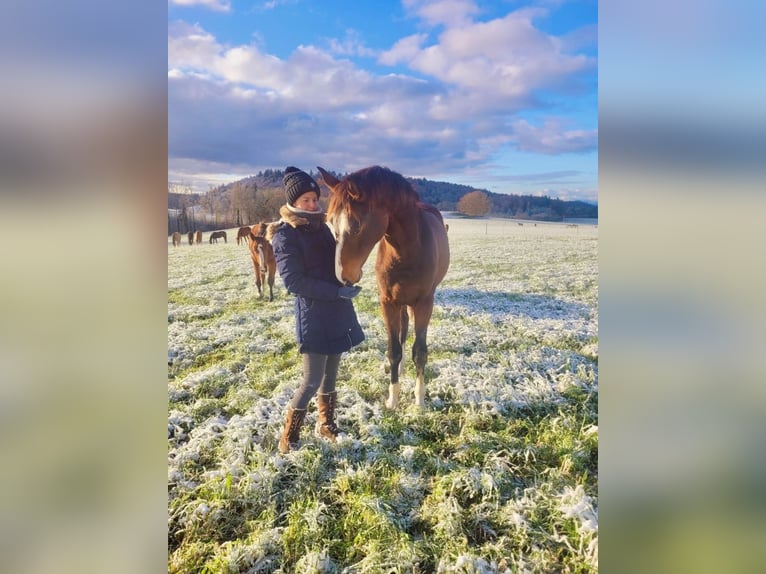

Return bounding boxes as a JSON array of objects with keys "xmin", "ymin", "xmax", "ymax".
[
  {"xmin": 411, "ymin": 297, "xmax": 434, "ymax": 408},
  {"xmin": 382, "ymin": 302, "xmax": 403, "ymax": 409},
  {"xmin": 398, "ymin": 306, "xmax": 410, "ymax": 376},
  {"xmin": 252, "ymin": 260, "xmax": 263, "ymax": 297},
  {"xmin": 260, "ymin": 269, "xmax": 267, "ymax": 298},
  {"xmin": 267, "ymin": 265, "xmax": 275, "ymax": 301}
]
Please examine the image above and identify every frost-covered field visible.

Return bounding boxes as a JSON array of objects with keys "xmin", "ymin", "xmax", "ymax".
[{"xmin": 168, "ymin": 217, "xmax": 598, "ymax": 573}]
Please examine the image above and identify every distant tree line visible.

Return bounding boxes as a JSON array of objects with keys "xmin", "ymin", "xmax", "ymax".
[
  {"xmin": 410, "ymin": 177, "xmax": 597, "ymax": 221},
  {"xmin": 168, "ymin": 169, "xmax": 596, "ymax": 233},
  {"xmin": 167, "ymin": 191, "xmax": 200, "ymax": 210}
]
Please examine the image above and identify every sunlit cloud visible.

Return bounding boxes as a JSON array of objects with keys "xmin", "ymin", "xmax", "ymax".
[
  {"xmin": 327, "ymin": 30, "xmax": 378, "ymax": 58},
  {"xmin": 169, "ymin": 0, "xmax": 231, "ymax": 12},
  {"xmin": 403, "ymin": 0, "xmax": 480, "ymax": 28}
]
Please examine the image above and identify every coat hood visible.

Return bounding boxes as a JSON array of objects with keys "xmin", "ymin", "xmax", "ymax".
[{"xmin": 267, "ymin": 205, "xmax": 326, "ymax": 241}]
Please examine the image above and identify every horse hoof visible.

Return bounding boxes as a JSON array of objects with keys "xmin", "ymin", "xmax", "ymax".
[{"xmin": 385, "ymin": 398, "xmax": 399, "ymax": 410}]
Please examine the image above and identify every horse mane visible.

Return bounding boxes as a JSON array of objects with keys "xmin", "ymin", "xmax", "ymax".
[
  {"xmin": 417, "ymin": 201, "xmax": 444, "ymax": 223},
  {"xmin": 328, "ymin": 166, "xmax": 421, "ymax": 221}
]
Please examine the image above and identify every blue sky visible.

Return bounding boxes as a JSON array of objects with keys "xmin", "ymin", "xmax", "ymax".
[{"xmin": 169, "ymin": 0, "xmax": 597, "ymax": 203}]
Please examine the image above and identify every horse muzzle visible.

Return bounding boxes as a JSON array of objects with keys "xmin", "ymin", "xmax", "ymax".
[{"xmin": 339, "ymin": 269, "xmax": 363, "ymax": 286}]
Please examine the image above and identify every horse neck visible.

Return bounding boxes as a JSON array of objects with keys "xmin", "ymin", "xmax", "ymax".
[{"xmin": 382, "ymin": 208, "xmax": 422, "ymax": 257}]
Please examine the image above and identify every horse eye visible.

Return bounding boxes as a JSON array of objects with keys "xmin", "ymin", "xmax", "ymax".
[{"xmin": 347, "ymin": 220, "xmax": 362, "ymax": 236}]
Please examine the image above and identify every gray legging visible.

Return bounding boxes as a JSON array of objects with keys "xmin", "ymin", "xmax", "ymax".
[{"xmin": 290, "ymin": 353, "xmax": 341, "ymax": 409}]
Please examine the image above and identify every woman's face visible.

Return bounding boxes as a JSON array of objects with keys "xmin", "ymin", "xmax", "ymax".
[{"xmin": 293, "ymin": 191, "xmax": 320, "ymax": 212}]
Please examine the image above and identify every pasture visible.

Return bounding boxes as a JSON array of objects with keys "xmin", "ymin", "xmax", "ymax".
[{"xmin": 168, "ymin": 217, "xmax": 598, "ymax": 573}]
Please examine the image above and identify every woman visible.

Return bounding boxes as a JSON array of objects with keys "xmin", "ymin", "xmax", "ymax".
[{"xmin": 268, "ymin": 166, "xmax": 365, "ymax": 454}]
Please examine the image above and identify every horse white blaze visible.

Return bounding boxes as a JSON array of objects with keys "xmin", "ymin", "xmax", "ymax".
[{"xmin": 334, "ymin": 211, "xmax": 350, "ymax": 284}]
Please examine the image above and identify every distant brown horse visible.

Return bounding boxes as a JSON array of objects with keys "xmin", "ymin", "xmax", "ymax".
[
  {"xmin": 319, "ymin": 165, "xmax": 450, "ymax": 409},
  {"xmin": 236, "ymin": 226, "xmax": 251, "ymax": 245},
  {"xmin": 195, "ymin": 230, "xmax": 203, "ymax": 244},
  {"xmin": 171, "ymin": 232, "xmax": 181, "ymax": 247},
  {"xmin": 209, "ymin": 231, "xmax": 227, "ymax": 244},
  {"xmin": 247, "ymin": 226, "xmax": 276, "ymax": 300},
  {"xmin": 188, "ymin": 231, "xmax": 194, "ymax": 245}
]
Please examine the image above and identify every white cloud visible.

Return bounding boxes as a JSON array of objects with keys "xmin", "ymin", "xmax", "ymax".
[
  {"xmin": 327, "ymin": 30, "xmax": 378, "ymax": 58},
  {"xmin": 377, "ymin": 6, "xmax": 595, "ymax": 124},
  {"xmin": 410, "ymin": 9, "xmax": 592, "ymax": 99},
  {"xmin": 169, "ymin": 23, "xmax": 428, "ymax": 111},
  {"xmin": 378, "ymin": 34, "xmax": 428, "ymax": 65},
  {"xmin": 511, "ymin": 118, "xmax": 597, "ymax": 154},
  {"xmin": 403, "ymin": 0, "xmax": 480, "ymax": 28},
  {"xmin": 168, "ymin": 21, "xmax": 224, "ymax": 72},
  {"xmin": 169, "ymin": 0, "xmax": 231, "ymax": 12},
  {"xmin": 560, "ymin": 23, "xmax": 598, "ymax": 53},
  {"xmin": 168, "ymin": 5, "xmax": 597, "ymax": 200}
]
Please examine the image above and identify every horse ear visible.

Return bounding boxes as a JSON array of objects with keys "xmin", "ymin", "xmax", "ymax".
[{"xmin": 317, "ymin": 166, "xmax": 340, "ymax": 189}]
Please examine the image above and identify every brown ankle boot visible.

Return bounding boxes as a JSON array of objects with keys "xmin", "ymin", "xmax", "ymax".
[
  {"xmin": 315, "ymin": 391, "xmax": 341, "ymax": 441},
  {"xmin": 279, "ymin": 407, "xmax": 306, "ymax": 453}
]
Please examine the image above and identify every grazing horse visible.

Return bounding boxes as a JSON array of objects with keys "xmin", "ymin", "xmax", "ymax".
[
  {"xmin": 236, "ymin": 226, "xmax": 251, "ymax": 245},
  {"xmin": 171, "ymin": 232, "xmax": 181, "ymax": 247},
  {"xmin": 195, "ymin": 230, "xmax": 203, "ymax": 244},
  {"xmin": 187, "ymin": 231, "xmax": 194, "ymax": 245},
  {"xmin": 247, "ymin": 227, "xmax": 276, "ymax": 301},
  {"xmin": 318, "ymin": 165, "xmax": 450, "ymax": 409},
  {"xmin": 209, "ymin": 231, "xmax": 227, "ymax": 244}
]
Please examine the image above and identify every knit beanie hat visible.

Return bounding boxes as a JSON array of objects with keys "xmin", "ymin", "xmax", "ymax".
[{"xmin": 283, "ymin": 166, "xmax": 320, "ymax": 206}]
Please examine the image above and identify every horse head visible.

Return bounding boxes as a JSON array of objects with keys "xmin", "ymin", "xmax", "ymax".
[
  {"xmin": 318, "ymin": 166, "xmax": 389, "ymax": 286},
  {"xmin": 251, "ymin": 222, "xmax": 267, "ymax": 237}
]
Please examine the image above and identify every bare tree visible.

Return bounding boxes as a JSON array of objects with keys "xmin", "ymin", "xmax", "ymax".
[
  {"xmin": 230, "ymin": 183, "xmax": 258, "ymax": 225},
  {"xmin": 216, "ymin": 193, "xmax": 231, "ymax": 227},
  {"xmin": 262, "ymin": 187, "xmax": 285, "ymax": 221},
  {"xmin": 200, "ymin": 186, "xmax": 216, "ymax": 224}
]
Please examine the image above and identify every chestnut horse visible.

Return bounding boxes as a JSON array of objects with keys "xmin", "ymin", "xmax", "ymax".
[
  {"xmin": 247, "ymin": 225, "xmax": 276, "ymax": 301},
  {"xmin": 171, "ymin": 232, "xmax": 181, "ymax": 247},
  {"xmin": 236, "ymin": 226, "xmax": 251, "ymax": 245},
  {"xmin": 318, "ymin": 165, "xmax": 450, "ymax": 409}
]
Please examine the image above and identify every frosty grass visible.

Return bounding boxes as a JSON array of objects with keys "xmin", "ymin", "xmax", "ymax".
[{"xmin": 168, "ymin": 217, "xmax": 598, "ymax": 573}]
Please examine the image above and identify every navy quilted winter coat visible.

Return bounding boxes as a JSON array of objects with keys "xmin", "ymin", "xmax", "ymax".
[{"xmin": 271, "ymin": 209, "xmax": 365, "ymax": 355}]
